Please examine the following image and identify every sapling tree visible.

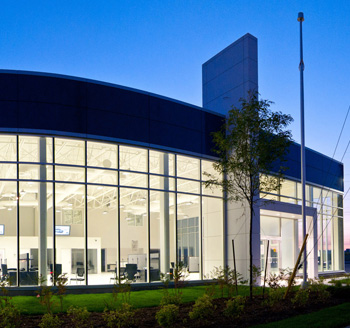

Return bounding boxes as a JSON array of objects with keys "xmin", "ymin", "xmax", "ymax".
[{"xmin": 205, "ymin": 92, "xmax": 293, "ymax": 298}]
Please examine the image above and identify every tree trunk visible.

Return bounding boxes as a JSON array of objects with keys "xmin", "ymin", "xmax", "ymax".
[{"xmin": 249, "ymin": 199, "xmax": 253, "ymax": 299}]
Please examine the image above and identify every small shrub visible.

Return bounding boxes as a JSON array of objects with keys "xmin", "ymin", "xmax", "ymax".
[
  {"xmin": 160, "ymin": 292, "xmax": 182, "ymax": 306},
  {"xmin": 38, "ymin": 313, "xmax": 62, "ymax": 328},
  {"xmin": 263, "ymin": 287, "xmax": 285, "ymax": 307},
  {"xmin": 291, "ymin": 288, "xmax": 309, "ymax": 307},
  {"xmin": 155, "ymin": 304, "xmax": 179, "ymax": 327},
  {"xmin": 0, "ymin": 305, "xmax": 21, "ymax": 328},
  {"xmin": 224, "ymin": 295, "xmax": 246, "ymax": 318},
  {"xmin": 67, "ymin": 306, "xmax": 91, "ymax": 327},
  {"xmin": 55, "ymin": 273, "xmax": 68, "ymax": 312},
  {"xmin": 103, "ymin": 303, "xmax": 135, "ymax": 328},
  {"xmin": 189, "ymin": 294, "xmax": 215, "ymax": 322},
  {"xmin": 308, "ymin": 279, "xmax": 330, "ymax": 303},
  {"xmin": 211, "ymin": 266, "xmax": 245, "ymax": 298},
  {"xmin": 36, "ymin": 276, "xmax": 56, "ymax": 314}
]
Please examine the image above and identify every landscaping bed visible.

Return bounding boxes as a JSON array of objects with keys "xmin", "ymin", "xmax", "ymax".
[{"xmin": 15, "ymin": 286, "xmax": 350, "ymax": 327}]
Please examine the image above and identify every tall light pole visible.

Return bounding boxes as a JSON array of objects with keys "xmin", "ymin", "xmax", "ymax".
[{"xmin": 298, "ymin": 11, "xmax": 307, "ymax": 287}]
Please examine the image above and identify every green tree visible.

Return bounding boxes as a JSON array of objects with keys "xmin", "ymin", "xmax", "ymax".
[{"xmin": 205, "ymin": 93, "xmax": 293, "ymax": 298}]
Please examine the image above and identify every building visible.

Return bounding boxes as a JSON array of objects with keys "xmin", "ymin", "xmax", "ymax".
[{"xmin": 0, "ymin": 34, "xmax": 343, "ymax": 287}]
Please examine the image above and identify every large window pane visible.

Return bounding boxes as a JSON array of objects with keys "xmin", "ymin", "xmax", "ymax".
[
  {"xmin": 0, "ymin": 164, "xmax": 17, "ymax": 179},
  {"xmin": 120, "ymin": 146, "xmax": 147, "ymax": 172},
  {"xmin": 177, "ymin": 194, "xmax": 200, "ymax": 280},
  {"xmin": 55, "ymin": 166, "xmax": 85, "ymax": 183},
  {"xmin": 150, "ymin": 176, "xmax": 175, "ymax": 191},
  {"xmin": 19, "ymin": 182, "xmax": 53, "ymax": 286},
  {"xmin": 19, "ymin": 164, "xmax": 53, "ymax": 181},
  {"xmin": 177, "ymin": 155, "xmax": 199, "ymax": 180},
  {"xmin": 202, "ymin": 197, "xmax": 223, "ymax": 279},
  {"xmin": 19, "ymin": 136, "xmax": 53, "ymax": 163},
  {"xmin": 280, "ymin": 180, "xmax": 296, "ymax": 203},
  {"xmin": 120, "ymin": 188, "xmax": 148, "ymax": 282},
  {"xmin": 149, "ymin": 151, "xmax": 175, "ymax": 176},
  {"xmin": 55, "ymin": 139, "xmax": 85, "ymax": 166},
  {"xmin": 120, "ymin": 172, "xmax": 147, "ymax": 188},
  {"xmin": 0, "ymin": 135, "xmax": 16, "ymax": 161},
  {"xmin": 87, "ymin": 168, "xmax": 117, "ymax": 186},
  {"xmin": 177, "ymin": 179, "xmax": 200, "ymax": 194},
  {"xmin": 55, "ymin": 184, "xmax": 85, "ymax": 285},
  {"xmin": 0, "ymin": 182, "xmax": 17, "ymax": 285},
  {"xmin": 150, "ymin": 191, "xmax": 175, "ymax": 282},
  {"xmin": 87, "ymin": 141, "xmax": 118, "ymax": 169},
  {"xmin": 87, "ymin": 186, "xmax": 118, "ymax": 285}
]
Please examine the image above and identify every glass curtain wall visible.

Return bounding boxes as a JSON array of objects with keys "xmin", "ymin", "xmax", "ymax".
[
  {"xmin": 260, "ymin": 177, "xmax": 344, "ymax": 272},
  {"xmin": 0, "ymin": 134, "xmax": 224, "ymax": 286}
]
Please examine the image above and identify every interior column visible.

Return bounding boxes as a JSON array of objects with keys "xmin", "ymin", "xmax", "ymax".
[
  {"xmin": 160, "ymin": 153, "xmax": 170, "ymax": 274},
  {"xmin": 39, "ymin": 137, "xmax": 47, "ymax": 284}
]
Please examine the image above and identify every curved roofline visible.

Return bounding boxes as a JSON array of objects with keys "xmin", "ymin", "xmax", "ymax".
[
  {"xmin": 0, "ymin": 69, "xmax": 224, "ymax": 118},
  {"xmin": 291, "ymin": 140, "xmax": 343, "ymax": 165}
]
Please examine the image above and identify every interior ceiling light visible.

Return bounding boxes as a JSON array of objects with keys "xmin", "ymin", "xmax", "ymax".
[
  {"xmin": 125, "ymin": 217, "xmax": 133, "ymax": 221},
  {"xmin": 183, "ymin": 201, "xmax": 193, "ymax": 206},
  {"xmin": 119, "ymin": 204, "xmax": 125, "ymax": 209},
  {"xmin": 103, "ymin": 210, "xmax": 108, "ymax": 215},
  {"xmin": 97, "ymin": 186, "xmax": 103, "ymax": 190},
  {"xmin": 7, "ymin": 207, "xmax": 12, "ymax": 211}
]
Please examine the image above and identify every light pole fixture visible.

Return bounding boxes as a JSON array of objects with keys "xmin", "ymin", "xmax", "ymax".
[{"xmin": 298, "ymin": 11, "xmax": 307, "ymax": 287}]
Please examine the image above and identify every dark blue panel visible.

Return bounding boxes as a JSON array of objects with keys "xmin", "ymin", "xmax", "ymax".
[
  {"xmin": 18, "ymin": 75, "xmax": 87, "ymax": 108},
  {"xmin": 87, "ymin": 109, "xmax": 150, "ymax": 142},
  {"xmin": 0, "ymin": 74, "xmax": 18, "ymax": 101},
  {"xmin": 0, "ymin": 101, "xmax": 18, "ymax": 128},
  {"xmin": 18, "ymin": 102, "xmax": 87, "ymax": 134},
  {"xmin": 86, "ymin": 83, "xmax": 149, "ymax": 119},
  {"xmin": 149, "ymin": 97, "xmax": 202, "ymax": 131},
  {"xmin": 201, "ymin": 111, "xmax": 224, "ymax": 156},
  {"xmin": 150, "ymin": 121, "xmax": 202, "ymax": 154}
]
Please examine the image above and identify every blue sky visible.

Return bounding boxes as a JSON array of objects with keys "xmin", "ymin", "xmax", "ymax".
[{"xmin": 1, "ymin": 1, "xmax": 350, "ymax": 246}]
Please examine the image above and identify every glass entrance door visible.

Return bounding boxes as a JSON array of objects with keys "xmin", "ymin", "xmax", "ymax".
[{"xmin": 261, "ymin": 239, "xmax": 281, "ymax": 275}]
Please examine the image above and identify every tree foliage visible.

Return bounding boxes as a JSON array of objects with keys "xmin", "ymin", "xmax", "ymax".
[{"xmin": 205, "ymin": 92, "xmax": 293, "ymax": 298}]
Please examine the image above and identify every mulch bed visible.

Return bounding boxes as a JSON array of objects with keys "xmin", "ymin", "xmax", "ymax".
[{"xmin": 18, "ymin": 287, "xmax": 350, "ymax": 327}]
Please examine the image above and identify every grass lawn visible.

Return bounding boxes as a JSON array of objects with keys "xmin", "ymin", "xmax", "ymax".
[
  {"xmin": 252, "ymin": 302, "xmax": 350, "ymax": 328},
  {"xmin": 10, "ymin": 285, "xmax": 251, "ymax": 315}
]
